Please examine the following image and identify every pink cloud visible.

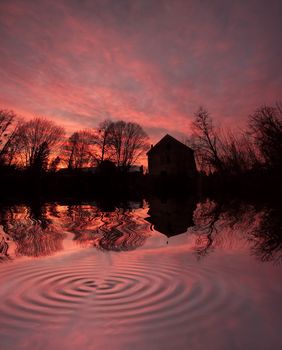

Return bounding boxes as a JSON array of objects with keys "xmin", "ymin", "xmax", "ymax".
[{"xmin": 0, "ymin": 0, "xmax": 281, "ymax": 146}]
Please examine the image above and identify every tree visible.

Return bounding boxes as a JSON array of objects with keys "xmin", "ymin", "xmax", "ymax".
[
  {"xmin": 218, "ymin": 130, "xmax": 257, "ymax": 175},
  {"xmin": 94, "ymin": 120, "xmax": 112, "ymax": 164},
  {"xmin": 249, "ymin": 104, "xmax": 282, "ymax": 171},
  {"xmin": 0, "ymin": 109, "xmax": 15, "ymax": 144},
  {"xmin": 190, "ymin": 107, "xmax": 261, "ymax": 175},
  {"xmin": 0, "ymin": 109, "xmax": 19, "ymax": 166},
  {"xmin": 107, "ymin": 121, "xmax": 149, "ymax": 170},
  {"xmin": 191, "ymin": 107, "xmax": 223, "ymax": 173},
  {"xmin": 63, "ymin": 130, "xmax": 96, "ymax": 169},
  {"xmin": 31, "ymin": 141, "xmax": 50, "ymax": 173},
  {"xmin": 49, "ymin": 156, "xmax": 61, "ymax": 172},
  {"xmin": 15, "ymin": 117, "xmax": 65, "ymax": 170}
]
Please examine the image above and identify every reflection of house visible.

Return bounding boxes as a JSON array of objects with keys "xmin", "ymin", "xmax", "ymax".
[
  {"xmin": 146, "ymin": 197, "xmax": 196, "ymax": 237},
  {"xmin": 147, "ymin": 134, "xmax": 197, "ymax": 176}
]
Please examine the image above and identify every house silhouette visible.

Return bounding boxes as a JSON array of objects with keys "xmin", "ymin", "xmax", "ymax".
[{"xmin": 147, "ymin": 134, "xmax": 197, "ymax": 177}]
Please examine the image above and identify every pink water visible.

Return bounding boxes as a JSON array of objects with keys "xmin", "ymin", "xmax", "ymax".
[{"xmin": 0, "ymin": 201, "xmax": 281, "ymax": 350}]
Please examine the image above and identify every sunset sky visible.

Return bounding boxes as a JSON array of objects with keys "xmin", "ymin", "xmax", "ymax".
[{"xmin": 0, "ymin": 0, "xmax": 281, "ymax": 144}]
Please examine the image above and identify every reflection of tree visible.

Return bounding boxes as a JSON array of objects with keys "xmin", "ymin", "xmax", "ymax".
[
  {"xmin": 48, "ymin": 203, "xmax": 61, "ymax": 218},
  {"xmin": 0, "ymin": 206, "xmax": 18, "ymax": 261},
  {"xmin": 0, "ymin": 235, "xmax": 10, "ymax": 262},
  {"xmin": 98, "ymin": 208, "xmax": 148, "ymax": 251},
  {"xmin": 0, "ymin": 204, "xmax": 65, "ymax": 258},
  {"xmin": 249, "ymin": 207, "xmax": 282, "ymax": 264},
  {"xmin": 192, "ymin": 200, "xmax": 222, "ymax": 258},
  {"xmin": 192, "ymin": 199, "xmax": 282, "ymax": 263},
  {"xmin": 13, "ymin": 224, "xmax": 64, "ymax": 258},
  {"xmin": 28, "ymin": 201, "xmax": 52, "ymax": 229},
  {"xmin": 193, "ymin": 200, "xmax": 257, "ymax": 257},
  {"xmin": 1, "ymin": 199, "xmax": 280, "ymax": 263},
  {"xmin": 63, "ymin": 205, "xmax": 102, "ymax": 243},
  {"xmin": 64, "ymin": 204, "xmax": 149, "ymax": 251}
]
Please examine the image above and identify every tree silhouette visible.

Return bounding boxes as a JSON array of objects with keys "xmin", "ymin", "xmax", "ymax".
[
  {"xmin": 191, "ymin": 107, "xmax": 223, "ymax": 173},
  {"xmin": 249, "ymin": 104, "xmax": 282, "ymax": 172},
  {"xmin": 190, "ymin": 107, "xmax": 259, "ymax": 175},
  {"xmin": 63, "ymin": 130, "xmax": 95, "ymax": 169},
  {"xmin": 31, "ymin": 141, "xmax": 50, "ymax": 173},
  {"xmin": 94, "ymin": 120, "xmax": 113, "ymax": 164},
  {"xmin": 14, "ymin": 117, "xmax": 65, "ymax": 170},
  {"xmin": 107, "ymin": 121, "xmax": 149, "ymax": 171},
  {"xmin": 0, "ymin": 109, "xmax": 20, "ymax": 166},
  {"xmin": 49, "ymin": 156, "xmax": 61, "ymax": 172}
]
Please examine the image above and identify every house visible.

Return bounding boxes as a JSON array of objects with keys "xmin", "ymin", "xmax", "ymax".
[{"xmin": 147, "ymin": 134, "xmax": 197, "ymax": 177}]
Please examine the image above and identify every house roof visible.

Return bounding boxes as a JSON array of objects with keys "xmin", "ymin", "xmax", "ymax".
[{"xmin": 147, "ymin": 134, "xmax": 194, "ymax": 155}]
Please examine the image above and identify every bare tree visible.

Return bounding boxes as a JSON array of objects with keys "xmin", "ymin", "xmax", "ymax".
[
  {"xmin": 15, "ymin": 117, "xmax": 65, "ymax": 170},
  {"xmin": 249, "ymin": 104, "xmax": 282, "ymax": 171},
  {"xmin": 218, "ymin": 130, "xmax": 258, "ymax": 175},
  {"xmin": 189, "ymin": 107, "xmax": 259, "ymax": 175},
  {"xmin": 63, "ymin": 130, "xmax": 96, "ymax": 169},
  {"xmin": 191, "ymin": 107, "xmax": 223, "ymax": 173},
  {"xmin": 49, "ymin": 156, "xmax": 61, "ymax": 172},
  {"xmin": 0, "ymin": 109, "xmax": 20, "ymax": 166},
  {"xmin": 94, "ymin": 120, "xmax": 112, "ymax": 164},
  {"xmin": 32, "ymin": 141, "xmax": 50, "ymax": 172},
  {"xmin": 107, "ymin": 121, "xmax": 149, "ymax": 170}
]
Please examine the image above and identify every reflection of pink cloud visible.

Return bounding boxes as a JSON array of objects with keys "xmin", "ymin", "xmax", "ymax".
[{"xmin": 0, "ymin": 0, "xmax": 281, "ymax": 148}]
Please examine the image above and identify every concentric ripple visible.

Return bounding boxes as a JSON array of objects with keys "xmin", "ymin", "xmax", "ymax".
[{"xmin": 0, "ymin": 249, "xmax": 249, "ymax": 342}]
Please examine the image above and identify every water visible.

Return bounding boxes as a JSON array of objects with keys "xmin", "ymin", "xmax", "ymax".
[{"xmin": 0, "ymin": 198, "xmax": 281, "ymax": 350}]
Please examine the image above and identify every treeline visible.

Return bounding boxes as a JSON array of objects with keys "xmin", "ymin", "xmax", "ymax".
[
  {"xmin": 0, "ymin": 113, "xmax": 149, "ymax": 173},
  {"xmin": 187, "ymin": 103, "xmax": 282, "ymax": 177},
  {"xmin": 1, "ymin": 102, "xmax": 281, "ymax": 194}
]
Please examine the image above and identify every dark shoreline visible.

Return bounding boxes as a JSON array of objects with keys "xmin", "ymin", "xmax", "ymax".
[{"xmin": 0, "ymin": 169, "xmax": 281, "ymax": 205}]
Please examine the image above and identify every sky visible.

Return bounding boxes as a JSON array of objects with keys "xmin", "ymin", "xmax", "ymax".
[{"xmin": 0, "ymin": 0, "xmax": 281, "ymax": 144}]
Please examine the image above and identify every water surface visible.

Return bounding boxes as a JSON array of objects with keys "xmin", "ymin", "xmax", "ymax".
[{"xmin": 0, "ymin": 198, "xmax": 281, "ymax": 350}]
